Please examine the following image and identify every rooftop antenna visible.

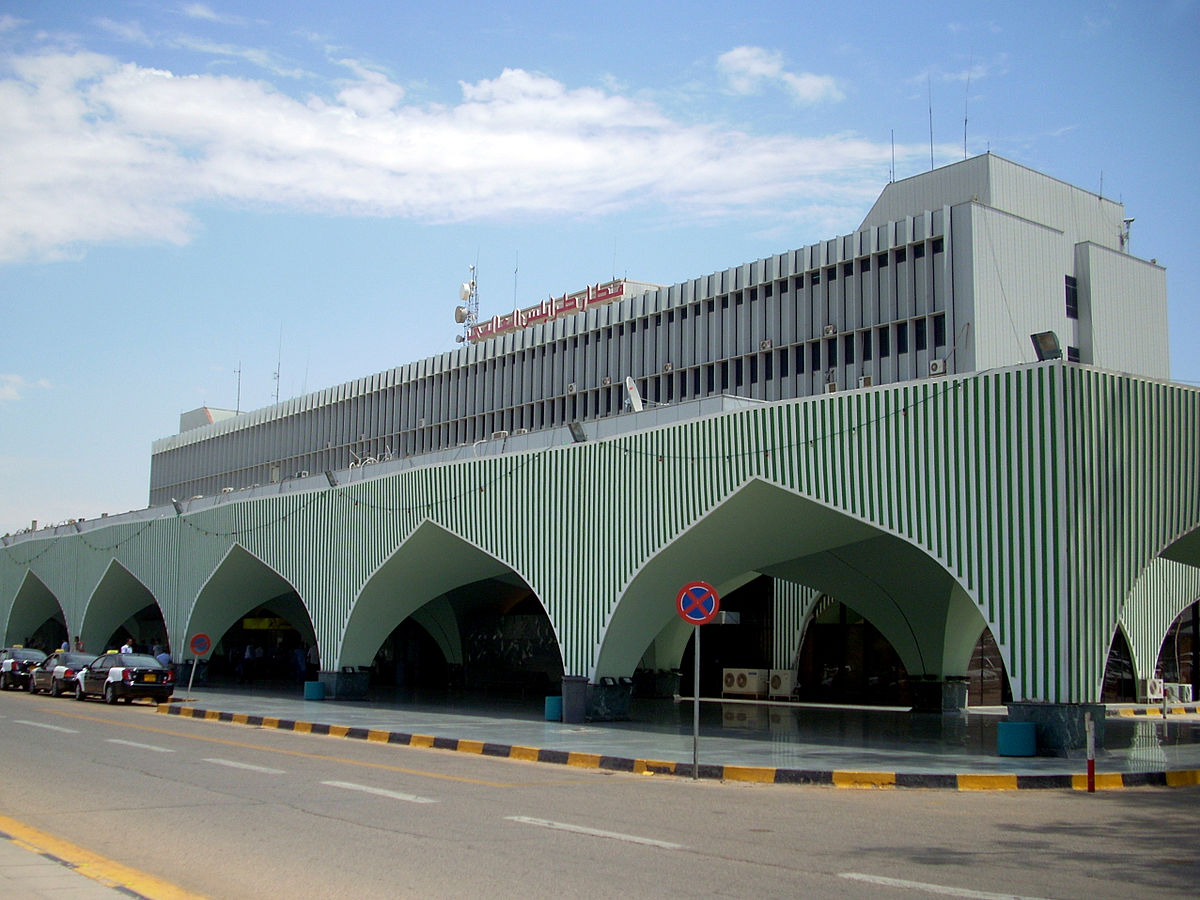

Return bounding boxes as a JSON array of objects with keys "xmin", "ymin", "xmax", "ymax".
[
  {"xmin": 513, "ymin": 251, "xmax": 519, "ymax": 307},
  {"xmin": 234, "ymin": 361, "xmax": 242, "ymax": 414},
  {"xmin": 273, "ymin": 324, "xmax": 282, "ymax": 405},
  {"xmin": 927, "ymin": 75, "xmax": 935, "ymax": 171},
  {"xmin": 963, "ymin": 52, "xmax": 972, "ymax": 158},
  {"xmin": 453, "ymin": 263, "xmax": 479, "ymax": 344},
  {"xmin": 890, "ymin": 129, "xmax": 895, "ymax": 182}
]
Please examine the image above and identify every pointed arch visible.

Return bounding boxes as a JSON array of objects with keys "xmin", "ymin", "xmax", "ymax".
[
  {"xmin": 338, "ymin": 519, "xmax": 550, "ymax": 671},
  {"xmin": 186, "ymin": 544, "xmax": 316, "ymax": 661},
  {"xmin": 4, "ymin": 571, "xmax": 65, "ymax": 648},
  {"xmin": 593, "ymin": 478, "xmax": 987, "ymax": 684},
  {"xmin": 79, "ymin": 560, "xmax": 164, "ymax": 653}
]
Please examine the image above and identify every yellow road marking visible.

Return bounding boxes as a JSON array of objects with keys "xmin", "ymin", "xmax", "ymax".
[
  {"xmin": 44, "ymin": 707, "xmax": 519, "ymax": 788},
  {"xmin": 0, "ymin": 811, "xmax": 205, "ymax": 900},
  {"xmin": 832, "ymin": 770, "xmax": 896, "ymax": 788},
  {"xmin": 957, "ymin": 774, "xmax": 1018, "ymax": 791}
]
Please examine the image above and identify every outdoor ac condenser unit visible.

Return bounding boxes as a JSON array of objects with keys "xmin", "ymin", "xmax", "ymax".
[
  {"xmin": 1140, "ymin": 677, "xmax": 1164, "ymax": 701},
  {"xmin": 768, "ymin": 669, "xmax": 795, "ymax": 699},
  {"xmin": 722, "ymin": 668, "xmax": 768, "ymax": 697}
]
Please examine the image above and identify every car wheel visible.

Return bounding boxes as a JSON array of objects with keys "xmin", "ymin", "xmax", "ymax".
[
  {"xmin": 75, "ymin": 682, "xmax": 86, "ymax": 701},
  {"xmin": 27, "ymin": 680, "xmax": 37, "ymax": 694},
  {"xmin": 104, "ymin": 684, "xmax": 117, "ymax": 705},
  {"xmin": 51, "ymin": 679, "xmax": 62, "ymax": 697},
  {"xmin": 0, "ymin": 673, "xmax": 9, "ymax": 690}
]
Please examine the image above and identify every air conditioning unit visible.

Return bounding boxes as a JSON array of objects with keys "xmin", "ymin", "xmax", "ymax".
[
  {"xmin": 857, "ymin": 375, "xmax": 873, "ymax": 388},
  {"xmin": 662, "ymin": 362, "xmax": 674, "ymax": 373},
  {"xmin": 601, "ymin": 376, "xmax": 612, "ymax": 386},
  {"xmin": 722, "ymin": 668, "xmax": 768, "ymax": 697},
  {"xmin": 768, "ymin": 669, "xmax": 795, "ymax": 699},
  {"xmin": 512, "ymin": 428, "xmax": 529, "ymax": 436},
  {"xmin": 759, "ymin": 339, "xmax": 773, "ymax": 351},
  {"xmin": 1140, "ymin": 677, "xmax": 1164, "ymax": 701},
  {"xmin": 929, "ymin": 358, "xmax": 947, "ymax": 376},
  {"xmin": 1164, "ymin": 682, "xmax": 1193, "ymax": 702},
  {"xmin": 298, "ymin": 470, "xmax": 309, "ymax": 478},
  {"xmin": 824, "ymin": 382, "xmax": 838, "ymax": 394},
  {"xmin": 567, "ymin": 382, "xmax": 577, "ymax": 394},
  {"xmin": 491, "ymin": 430, "xmax": 509, "ymax": 441},
  {"xmin": 822, "ymin": 324, "xmax": 837, "ymax": 336}
]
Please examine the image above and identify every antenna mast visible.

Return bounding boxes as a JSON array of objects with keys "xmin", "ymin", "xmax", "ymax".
[
  {"xmin": 453, "ymin": 264, "xmax": 479, "ymax": 344},
  {"xmin": 273, "ymin": 325, "xmax": 282, "ymax": 405},
  {"xmin": 928, "ymin": 75, "xmax": 935, "ymax": 170},
  {"xmin": 963, "ymin": 53, "xmax": 972, "ymax": 158},
  {"xmin": 234, "ymin": 361, "xmax": 242, "ymax": 414}
]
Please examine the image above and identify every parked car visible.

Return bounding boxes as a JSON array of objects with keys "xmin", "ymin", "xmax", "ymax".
[
  {"xmin": 74, "ymin": 652, "xmax": 175, "ymax": 704},
  {"xmin": 29, "ymin": 650, "xmax": 95, "ymax": 696},
  {"xmin": 0, "ymin": 647, "xmax": 48, "ymax": 691}
]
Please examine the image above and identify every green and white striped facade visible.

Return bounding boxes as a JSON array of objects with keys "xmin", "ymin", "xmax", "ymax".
[{"xmin": 3, "ymin": 362, "xmax": 1197, "ymax": 704}]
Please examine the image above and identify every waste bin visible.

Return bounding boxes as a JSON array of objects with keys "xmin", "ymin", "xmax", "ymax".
[
  {"xmin": 997, "ymin": 720, "xmax": 1036, "ymax": 756},
  {"xmin": 544, "ymin": 695, "xmax": 563, "ymax": 721},
  {"xmin": 303, "ymin": 680, "xmax": 326, "ymax": 701}
]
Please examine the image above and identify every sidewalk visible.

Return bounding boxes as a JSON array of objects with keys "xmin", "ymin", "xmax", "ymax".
[{"xmin": 158, "ymin": 686, "xmax": 1200, "ymax": 789}]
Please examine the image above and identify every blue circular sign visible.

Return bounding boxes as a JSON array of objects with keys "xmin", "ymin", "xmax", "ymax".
[
  {"xmin": 189, "ymin": 632, "xmax": 212, "ymax": 656},
  {"xmin": 676, "ymin": 581, "xmax": 720, "ymax": 625}
]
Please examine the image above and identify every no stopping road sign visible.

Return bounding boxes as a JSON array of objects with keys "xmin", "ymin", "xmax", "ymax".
[{"xmin": 676, "ymin": 581, "xmax": 720, "ymax": 625}]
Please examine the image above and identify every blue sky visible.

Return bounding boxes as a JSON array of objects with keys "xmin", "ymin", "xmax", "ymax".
[{"xmin": 2, "ymin": 0, "xmax": 1198, "ymax": 534}]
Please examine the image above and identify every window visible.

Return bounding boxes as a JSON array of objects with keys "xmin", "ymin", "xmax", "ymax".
[
  {"xmin": 897, "ymin": 322, "xmax": 909, "ymax": 354},
  {"xmin": 843, "ymin": 334, "xmax": 855, "ymax": 364},
  {"xmin": 877, "ymin": 254, "xmax": 888, "ymax": 268},
  {"xmin": 795, "ymin": 346, "xmax": 805, "ymax": 374},
  {"xmin": 826, "ymin": 338, "xmax": 838, "ymax": 367},
  {"xmin": 914, "ymin": 243, "xmax": 926, "ymax": 259},
  {"xmin": 811, "ymin": 271, "xmax": 821, "ymax": 285},
  {"xmin": 764, "ymin": 282, "xmax": 773, "ymax": 298},
  {"xmin": 932, "ymin": 237, "xmax": 944, "ymax": 253},
  {"xmin": 878, "ymin": 327, "xmax": 890, "ymax": 358},
  {"xmin": 1067, "ymin": 346, "xmax": 1081, "ymax": 362},
  {"xmin": 1065, "ymin": 275, "xmax": 1079, "ymax": 319},
  {"xmin": 895, "ymin": 248, "xmax": 907, "ymax": 263},
  {"xmin": 933, "ymin": 314, "xmax": 946, "ymax": 348},
  {"xmin": 862, "ymin": 331, "xmax": 873, "ymax": 361},
  {"xmin": 843, "ymin": 263, "xmax": 853, "ymax": 277},
  {"xmin": 860, "ymin": 257, "xmax": 871, "ymax": 272},
  {"xmin": 915, "ymin": 319, "xmax": 927, "ymax": 352},
  {"xmin": 810, "ymin": 343, "xmax": 821, "ymax": 371}
]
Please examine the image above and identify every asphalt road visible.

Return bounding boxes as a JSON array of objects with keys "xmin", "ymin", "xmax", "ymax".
[{"xmin": 0, "ymin": 690, "xmax": 1196, "ymax": 899}]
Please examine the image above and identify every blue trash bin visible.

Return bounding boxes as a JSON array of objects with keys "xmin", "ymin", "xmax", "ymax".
[
  {"xmin": 303, "ymin": 680, "xmax": 325, "ymax": 701},
  {"xmin": 997, "ymin": 720, "xmax": 1036, "ymax": 756},
  {"xmin": 544, "ymin": 695, "xmax": 563, "ymax": 721}
]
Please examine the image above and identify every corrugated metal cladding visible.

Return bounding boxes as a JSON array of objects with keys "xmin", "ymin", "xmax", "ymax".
[{"xmin": 5, "ymin": 365, "xmax": 1198, "ymax": 703}]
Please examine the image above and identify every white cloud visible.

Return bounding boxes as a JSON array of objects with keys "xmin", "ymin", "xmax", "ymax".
[
  {"xmin": 717, "ymin": 46, "xmax": 843, "ymax": 104},
  {"xmin": 0, "ymin": 50, "xmax": 922, "ymax": 262},
  {"xmin": 0, "ymin": 375, "xmax": 51, "ymax": 403},
  {"xmin": 181, "ymin": 4, "xmax": 248, "ymax": 27}
]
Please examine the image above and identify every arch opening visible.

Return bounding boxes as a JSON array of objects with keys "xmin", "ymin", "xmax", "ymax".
[
  {"xmin": 5, "ymin": 571, "xmax": 66, "ymax": 651},
  {"xmin": 1154, "ymin": 599, "xmax": 1198, "ymax": 700},
  {"xmin": 342, "ymin": 521, "xmax": 562, "ymax": 701},
  {"xmin": 186, "ymin": 546, "xmax": 317, "ymax": 686},
  {"xmin": 82, "ymin": 561, "xmax": 167, "ymax": 656},
  {"xmin": 1102, "ymin": 626, "xmax": 1137, "ymax": 702}
]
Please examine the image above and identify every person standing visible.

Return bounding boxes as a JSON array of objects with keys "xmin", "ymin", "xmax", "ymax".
[{"xmin": 120, "ymin": 637, "xmax": 134, "ymax": 654}]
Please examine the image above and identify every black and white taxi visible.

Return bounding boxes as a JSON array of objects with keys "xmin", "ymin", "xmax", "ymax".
[
  {"xmin": 29, "ymin": 650, "xmax": 96, "ymax": 697},
  {"xmin": 0, "ymin": 647, "xmax": 48, "ymax": 691},
  {"xmin": 74, "ymin": 652, "xmax": 175, "ymax": 704}
]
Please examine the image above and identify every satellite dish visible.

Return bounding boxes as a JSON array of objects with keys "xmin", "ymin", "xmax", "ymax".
[
  {"xmin": 454, "ymin": 305, "xmax": 469, "ymax": 324},
  {"xmin": 459, "ymin": 282, "xmax": 473, "ymax": 302},
  {"xmin": 625, "ymin": 376, "xmax": 644, "ymax": 413}
]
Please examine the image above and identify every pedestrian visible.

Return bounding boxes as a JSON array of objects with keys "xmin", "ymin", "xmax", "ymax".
[
  {"xmin": 120, "ymin": 637, "xmax": 134, "ymax": 654},
  {"xmin": 73, "ymin": 636, "xmax": 85, "ymax": 652},
  {"xmin": 306, "ymin": 643, "xmax": 319, "ymax": 680},
  {"xmin": 156, "ymin": 646, "xmax": 171, "ymax": 668}
]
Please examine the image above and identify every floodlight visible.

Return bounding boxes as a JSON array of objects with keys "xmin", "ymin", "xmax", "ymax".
[{"xmin": 1030, "ymin": 331, "xmax": 1062, "ymax": 361}]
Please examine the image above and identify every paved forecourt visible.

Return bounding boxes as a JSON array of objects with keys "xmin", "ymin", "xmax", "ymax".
[{"xmin": 156, "ymin": 689, "xmax": 1200, "ymax": 791}]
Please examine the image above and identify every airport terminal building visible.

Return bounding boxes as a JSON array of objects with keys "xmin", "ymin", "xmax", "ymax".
[
  {"xmin": 148, "ymin": 154, "xmax": 1167, "ymax": 505},
  {"xmin": 4, "ymin": 155, "xmax": 1197, "ymax": 732}
]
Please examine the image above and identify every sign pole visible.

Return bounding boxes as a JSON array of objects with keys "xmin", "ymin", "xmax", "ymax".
[
  {"xmin": 675, "ymin": 581, "xmax": 719, "ymax": 781},
  {"xmin": 693, "ymin": 623, "xmax": 700, "ymax": 780},
  {"xmin": 186, "ymin": 655, "xmax": 199, "ymax": 701}
]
